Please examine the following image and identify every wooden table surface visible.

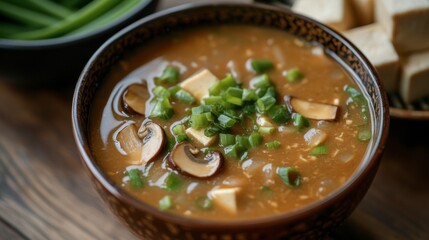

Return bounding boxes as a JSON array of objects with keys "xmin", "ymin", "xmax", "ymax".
[{"xmin": 1, "ymin": 1, "xmax": 428, "ymax": 240}]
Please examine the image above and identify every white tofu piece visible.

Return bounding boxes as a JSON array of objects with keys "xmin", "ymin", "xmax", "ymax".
[
  {"xmin": 351, "ymin": 0, "xmax": 374, "ymax": 25},
  {"xmin": 180, "ymin": 69, "xmax": 219, "ymax": 102},
  {"xmin": 344, "ymin": 24, "xmax": 400, "ymax": 92},
  {"xmin": 399, "ymin": 49, "xmax": 429, "ymax": 103},
  {"xmin": 375, "ymin": 0, "xmax": 429, "ymax": 53},
  {"xmin": 292, "ymin": 0, "xmax": 356, "ymax": 31},
  {"xmin": 185, "ymin": 127, "xmax": 217, "ymax": 147},
  {"xmin": 210, "ymin": 187, "xmax": 241, "ymax": 214}
]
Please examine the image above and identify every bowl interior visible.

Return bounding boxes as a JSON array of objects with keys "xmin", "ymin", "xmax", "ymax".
[{"xmin": 72, "ymin": 2, "xmax": 389, "ymax": 226}]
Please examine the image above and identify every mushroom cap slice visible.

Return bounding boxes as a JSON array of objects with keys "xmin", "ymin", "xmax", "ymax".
[
  {"xmin": 139, "ymin": 122, "xmax": 166, "ymax": 164},
  {"xmin": 169, "ymin": 143, "xmax": 223, "ymax": 179},
  {"xmin": 122, "ymin": 83, "xmax": 149, "ymax": 115},
  {"xmin": 290, "ymin": 97, "xmax": 338, "ymax": 121},
  {"xmin": 116, "ymin": 124, "xmax": 142, "ymax": 165}
]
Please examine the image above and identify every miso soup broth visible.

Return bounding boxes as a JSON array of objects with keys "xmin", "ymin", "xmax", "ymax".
[{"xmin": 89, "ymin": 25, "xmax": 372, "ymax": 220}]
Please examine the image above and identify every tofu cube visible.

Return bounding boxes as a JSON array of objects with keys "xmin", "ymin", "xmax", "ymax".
[
  {"xmin": 292, "ymin": 0, "xmax": 356, "ymax": 31},
  {"xmin": 210, "ymin": 187, "xmax": 241, "ymax": 214},
  {"xmin": 180, "ymin": 69, "xmax": 219, "ymax": 102},
  {"xmin": 185, "ymin": 127, "xmax": 217, "ymax": 147},
  {"xmin": 351, "ymin": 0, "xmax": 374, "ymax": 25},
  {"xmin": 375, "ymin": 0, "xmax": 429, "ymax": 53},
  {"xmin": 399, "ymin": 50, "xmax": 429, "ymax": 103},
  {"xmin": 344, "ymin": 24, "xmax": 400, "ymax": 92}
]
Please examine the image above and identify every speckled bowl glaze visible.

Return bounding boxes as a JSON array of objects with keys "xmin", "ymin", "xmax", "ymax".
[{"xmin": 72, "ymin": 3, "xmax": 389, "ymax": 239}]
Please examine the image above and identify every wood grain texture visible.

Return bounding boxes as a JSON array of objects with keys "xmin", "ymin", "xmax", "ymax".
[{"xmin": 0, "ymin": 1, "xmax": 428, "ymax": 239}]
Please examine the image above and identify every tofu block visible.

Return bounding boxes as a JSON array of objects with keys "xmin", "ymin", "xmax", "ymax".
[
  {"xmin": 185, "ymin": 127, "xmax": 217, "ymax": 147},
  {"xmin": 344, "ymin": 24, "xmax": 400, "ymax": 92},
  {"xmin": 375, "ymin": 0, "xmax": 429, "ymax": 53},
  {"xmin": 351, "ymin": 0, "xmax": 374, "ymax": 25},
  {"xmin": 292, "ymin": 0, "xmax": 356, "ymax": 31},
  {"xmin": 180, "ymin": 69, "xmax": 218, "ymax": 102},
  {"xmin": 210, "ymin": 187, "xmax": 241, "ymax": 214},
  {"xmin": 399, "ymin": 50, "xmax": 429, "ymax": 103}
]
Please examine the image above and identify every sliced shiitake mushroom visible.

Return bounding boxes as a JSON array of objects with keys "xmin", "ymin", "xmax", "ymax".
[
  {"xmin": 122, "ymin": 83, "xmax": 149, "ymax": 115},
  {"xmin": 289, "ymin": 97, "xmax": 338, "ymax": 121},
  {"xmin": 138, "ymin": 122, "xmax": 166, "ymax": 164},
  {"xmin": 169, "ymin": 143, "xmax": 223, "ymax": 179},
  {"xmin": 117, "ymin": 124, "xmax": 142, "ymax": 164}
]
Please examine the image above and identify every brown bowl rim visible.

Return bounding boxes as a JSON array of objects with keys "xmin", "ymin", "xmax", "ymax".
[{"xmin": 72, "ymin": 2, "xmax": 390, "ymax": 230}]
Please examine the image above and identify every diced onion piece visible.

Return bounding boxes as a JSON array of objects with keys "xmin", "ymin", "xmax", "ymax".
[
  {"xmin": 290, "ymin": 97, "xmax": 338, "ymax": 121},
  {"xmin": 304, "ymin": 128, "xmax": 328, "ymax": 147}
]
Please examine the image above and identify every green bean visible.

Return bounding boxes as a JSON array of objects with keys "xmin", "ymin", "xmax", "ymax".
[
  {"xmin": 0, "ymin": 1, "xmax": 58, "ymax": 28},
  {"xmin": 16, "ymin": 0, "xmax": 73, "ymax": 19},
  {"xmin": 10, "ymin": 0, "xmax": 121, "ymax": 40},
  {"xmin": 0, "ymin": 22, "xmax": 35, "ymax": 38},
  {"xmin": 69, "ymin": 0, "xmax": 144, "ymax": 36}
]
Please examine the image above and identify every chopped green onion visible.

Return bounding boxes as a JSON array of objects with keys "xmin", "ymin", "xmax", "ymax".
[
  {"xmin": 165, "ymin": 173, "xmax": 182, "ymax": 192},
  {"xmin": 236, "ymin": 135, "xmax": 251, "ymax": 149},
  {"xmin": 225, "ymin": 87, "xmax": 243, "ymax": 106},
  {"xmin": 310, "ymin": 145, "xmax": 328, "ymax": 155},
  {"xmin": 176, "ymin": 134, "xmax": 189, "ymax": 143},
  {"xmin": 192, "ymin": 105, "xmax": 211, "ymax": 114},
  {"xmin": 150, "ymin": 97, "xmax": 174, "ymax": 120},
  {"xmin": 167, "ymin": 136, "xmax": 176, "ymax": 152},
  {"xmin": 172, "ymin": 125, "xmax": 189, "ymax": 142},
  {"xmin": 159, "ymin": 195, "xmax": 174, "ymax": 211},
  {"xmin": 220, "ymin": 133, "xmax": 236, "ymax": 146},
  {"xmin": 175, "ymin": 89, "xmax": 195, "ymax": 104},
  {"xmin": 344, "ymin": 85, "xmax": 369, "ymax": 125},
  {"xmin": 358, "ymin": 129, "xmax": 371, "ymax": 141},
  {"xmin": 156, "ymin": 66, "xmax": 180, "ymax": 84},
  {"xmin": 256, "ymin": 96, "xmax": 276, "ymax": 113},
  {"xmin": 168, "ymin": 85, "xmax": 181, "ymax": 95},
  {"xmin": 251, "ymin": 74, "xmax": 271, "ymax": 89},
  {"xmin": 277, "ymin": 167, "xmax": 301, "ymax": 188},
  {"xmin": 202, "ymin": 96, "xmax": 223, "ymax": 105},
  {"xmin": 249, "ymin": 132, "xmax": 263, "ymax": 147},
  {"xmin": 242, "ymin": 89, "xmax": 258, "ymax": 102},
  {"xmin": 258, "ymin": 126, "xmax": 275, "ymax": 134},
  {"xmin": 218, "ymin": 114, "xmax": 237, "ymax": 128},
  {"xmin": 285, "ymin": 68, "xmax": 304, "ymax": 83},
  {"xmin": 219, "ymin": 74, "xmax": 238, "ymax": 89},
  {"xmin": 267, "ymin": 105, "xmax": 290, "ymax": 124},
  {"xmin": 224, "ymin": 144, "xmax": 244, "ymax": 158},
  {"xmin": 251, "ymin": 59, "xmax": 274, "ymax": 73},
  {"xmin": 195, "ymin": 196, "xmax": 213, "ymax": 210},
  {"xmin": 153, "ymin": 86, "xmax": 170, "ymax": 99},
  {"xmin": 204, "ymin": 125, "xmax": 221, "ymax": 137},
  {"xmin": 191, "ymin": 113, "xmax": 210, "ymax": 129},
  {"xmin": 265, "ymin": 140, "xmax": 281, "ymax": 149},
  {"xmin": 242, "ymin": 104, "xmax": 256, "ymax": 116},
  {"xmin": 209, "ymin": 81, "xmax": 222, "ymax": 96},
  {"xmin": 172, "ymin": 124, "xmax": 186, "ymax": 135},
  {"xmin": 264, "ymin": 86, "xmax": 277, "ymax": 98},
  {"xmin": 128, "ymin": 169, "xmax": 143, "ymax": 189},
  {"xmin": 292, "ymin": 113, "xmax": 310, "ymax": 130}
]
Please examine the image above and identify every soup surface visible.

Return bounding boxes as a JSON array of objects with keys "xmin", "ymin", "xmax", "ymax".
[{"xmin": 89, "ymin": 25, "xmax": 371, "ymax": 220}]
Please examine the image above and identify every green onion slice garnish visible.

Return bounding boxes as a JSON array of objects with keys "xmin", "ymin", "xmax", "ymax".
[{"xmin": 277, "ymin": 166, "xmax": 302, "ymax": 188}]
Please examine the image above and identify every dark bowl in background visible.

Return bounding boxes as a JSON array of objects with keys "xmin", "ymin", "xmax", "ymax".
[
  {"xmin": 72, "ymin": 2, "xmax": 389, "ymax": 240},
  {"xmin": 0, "ymin": 0, "xmax": 158, "ymax": 86}
]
